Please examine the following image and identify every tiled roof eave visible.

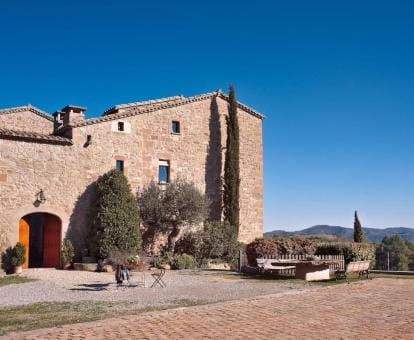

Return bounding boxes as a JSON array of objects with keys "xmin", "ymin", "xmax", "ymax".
[
  {"xmin": 72, "ymin": 91, "xmax": 264, "ymax": 128},
  {"xmin": 103, "ymin": 95, "xmax": 184, "ymax": 115},
  {"xmin": 0, "ymin": 105, "xmax": 54, "ymax": 122},
  {"xmin": 0, "ymin": 128, "xmax": 72, "ymax": 145}
]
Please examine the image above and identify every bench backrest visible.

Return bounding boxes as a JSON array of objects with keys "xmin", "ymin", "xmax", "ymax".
[
  {"xmin": 346, "ymin": 261, "xmax": 370, "ymax": 273},
  {"xmin": 256, "ymin": 258, "xmax": 277, "ymax": 268}
]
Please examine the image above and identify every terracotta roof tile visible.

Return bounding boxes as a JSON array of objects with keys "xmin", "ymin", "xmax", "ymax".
[
  {"xmin": 72, "ymin": 91, "xmax": 264, "ymax": 128},
  {"xmin": 103, "ymin": 95, "xmax": 184, "ymax": 115},
  {"xmin": 0, "ymin": 105, "xmax": 54, "ymax": 122},
  {"xmin": 0, "ymin": 128, "xmax": 72, "ymax": 145}
]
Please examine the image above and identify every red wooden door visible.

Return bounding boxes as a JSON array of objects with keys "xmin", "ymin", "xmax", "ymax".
[
  {"xmin": 42, "ymin": 215, "xmax": 61, "ymax": 268},
  {"xmin": 19, "ymin": 218, "xmax": 30, "ymax": 269}
]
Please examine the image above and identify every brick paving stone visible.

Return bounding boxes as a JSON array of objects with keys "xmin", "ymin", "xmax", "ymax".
[{"xmin": 5, "ymin": 278, "xmax": 414, "ymax": 340}]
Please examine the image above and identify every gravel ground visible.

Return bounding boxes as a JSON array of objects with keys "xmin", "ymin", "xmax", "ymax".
[{"xmin": 0, "ymin": 269, "xmax": 315, "ymax": 308}]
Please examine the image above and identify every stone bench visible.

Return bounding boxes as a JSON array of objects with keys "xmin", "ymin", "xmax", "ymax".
[
  {"xmin": 335, "ymin": 260, "xmax": 371, "ymax": 282},
  {"xmin": 256, "ymin": 258, "xmax": 296, "ymax": 274}
]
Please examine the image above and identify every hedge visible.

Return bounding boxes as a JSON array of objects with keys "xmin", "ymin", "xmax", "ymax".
[
  {"xmin": 316, "ymin": 242, "xmax": 375, "ymax": 262},
  {"xmin": 246, "ymin": 237, "xmax": 317, "ymax": 266}
]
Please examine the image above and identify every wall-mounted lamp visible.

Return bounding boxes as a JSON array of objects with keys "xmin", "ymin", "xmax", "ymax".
[{"xmin": 35, "ymin": 190, "xmax": 46, "ymax": 204}]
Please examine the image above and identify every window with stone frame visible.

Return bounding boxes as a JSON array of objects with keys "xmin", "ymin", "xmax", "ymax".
[
  {"xmin": 116, "ymin": 160, "xmax": 124, "ymax": 172},
  {"xmin": 158, "ymin": 160, "xmax": 170, "ymax": 183},
  {"xmin": 171, "ymin": 121, "xmax": 180, "ymax": 134}
]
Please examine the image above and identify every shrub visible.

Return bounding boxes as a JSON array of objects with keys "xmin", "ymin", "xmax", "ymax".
[
  {"xmin": 150, "ymin": 256, "xmax": 163, "ymax": 269},
  {"xmin": 151, "ymin": 252, "xmax": 197, "ymax": 270},
  {"xmin": 11, "ymin": 243, "xmax": 26, "ymax": 267},
  {"xmin": 174, "ymin": 231, "xmax": 203, "ymax": 260},
  {"xmin": 92, "ymin": 169, "xmax": 142, "ymax": 259},
  {"xmin": 246, "ymin": 237, "xmax": 317, "ymax": 266},
  {"xmin": 108, "ymin": 250, "xmax": 135, "ymax": 266},
  {"xmin": 201, "ymin": 221, "xmax": 239, "ymax": 263},
  {"xmin": 61, "ymin": 239, "xmax": 75, "ymax": 265},
  {"xmin": 175, "ymin": 221, "xmax": 241, "ymax": 266},
  {"xmin": 126, "ymin": 254, "xmax": 147, "ymax": 271},
  {"xmin": 316, "ymin": 242, "xmax": 375, "ymax": 262},
  {"xmin": 171, "ymin": 253, "xmax": 197, "ymax": 269}
]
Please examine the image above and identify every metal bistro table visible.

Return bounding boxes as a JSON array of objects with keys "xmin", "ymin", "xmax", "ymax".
[{"xmin": 273, "ymin": 259, "xmax": 341, "ymax": 281}]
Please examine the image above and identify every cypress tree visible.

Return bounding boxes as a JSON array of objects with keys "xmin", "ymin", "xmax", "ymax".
[
  {"xmin": 353, "ymin": 210, "xmax": 364, "ymax": 243},
  {"xmin": 223, "ymin": 84, "xmax": 240, "ymax": 233},
  {"xmin": 93, "ymin": 169, "xmax": 142, "ymax": 259}
]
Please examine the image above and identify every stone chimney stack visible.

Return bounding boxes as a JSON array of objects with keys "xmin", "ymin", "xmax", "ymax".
[{"xmin": 61, "ymin": 105, "xmax": 86, "ymax": 126}]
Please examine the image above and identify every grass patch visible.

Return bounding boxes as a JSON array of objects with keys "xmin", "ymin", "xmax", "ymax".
[
  {"xmin": 0, "ymin": 299, "xmax": 206, "ymax": 335},
  {"xmin": 0, "ymin": 276, "xmax": 36, "ymax": 287}
]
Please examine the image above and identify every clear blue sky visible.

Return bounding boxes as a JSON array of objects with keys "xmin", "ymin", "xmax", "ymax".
[{"xmin": 1, "ymin": 1, "xmax": 413, "ymax": 231}]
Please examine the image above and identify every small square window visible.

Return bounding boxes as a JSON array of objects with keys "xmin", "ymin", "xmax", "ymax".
[
  {"xmin": 116, "ymin": 160, "xmax": 124, "ymax": 172},
  {"xmin": 171, "ymin": 121, "xmax": 180, "ymax": 134},
  {"xmin": 158, "ymin": 160, "xmax": 170, "ymax": 183},
  {"xmin": 118, "ymin": 122, "xmax": 125, "ymax": 131}
]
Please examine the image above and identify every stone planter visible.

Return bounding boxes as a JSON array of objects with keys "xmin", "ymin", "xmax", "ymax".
[
  {"xmin": 62, "ymin": 262, "xmax": 71, "ymax": 270},
  {"xmin": 73, "ymin": 263, "xmax": 98, "ymax": 271},
  {"xmin": 206, "ymin": 261, "xmax": 230, "ymax": 270},
  {"xmin": 101, "ymin": 264, "xmax": 113, "ymax": 273},
  {"xmin": 13, "ymin": 265, "xmax": 23, "ymax": 274},
  {"xmin": 82, "ymin": 256, "xmax": 97, "ymax": 264}
]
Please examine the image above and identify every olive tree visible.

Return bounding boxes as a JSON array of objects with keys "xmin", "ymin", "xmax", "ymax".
[{"xmin": 138, "ymin": 178, "xmax": 208, "ymax": 252}]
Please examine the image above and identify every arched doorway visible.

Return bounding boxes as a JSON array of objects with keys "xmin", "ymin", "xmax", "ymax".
[{"xmin": 18, "ymin": 213, "xmax": 61, "ymax": 268}]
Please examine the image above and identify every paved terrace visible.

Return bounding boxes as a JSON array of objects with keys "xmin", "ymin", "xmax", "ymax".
[{"xmin": 7, "ymin": 278, "xmax": 414, "ymax": 339}]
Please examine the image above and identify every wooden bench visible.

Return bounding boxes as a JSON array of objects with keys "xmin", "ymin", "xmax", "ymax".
[
  {"xmin": 256, "ymin": 258, "xmax": 296, "ymax": 274},
  {"xmin": 335, "ymin": 260, "xmax": 371, "ymax": 282}
]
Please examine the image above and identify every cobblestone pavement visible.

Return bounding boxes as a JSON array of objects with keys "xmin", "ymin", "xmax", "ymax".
[{"xmin": 7, "ymin": 278, "xmax": 414, "ymax": 339}]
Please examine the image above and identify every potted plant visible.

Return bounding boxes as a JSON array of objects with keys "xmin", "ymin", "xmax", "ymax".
[
  {"xmin": 11, "ymin": 242, "xmax": 26, "ymax": 274},
  {"xmin": 61, "ymin": 239, "xmax": 75, "ymax": 269}
]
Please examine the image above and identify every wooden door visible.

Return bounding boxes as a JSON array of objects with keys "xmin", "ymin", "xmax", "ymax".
[
  {"xmin": 42, "ymin": 215, "xmax": 61, "ymax": 268},
  {"xmin": 19, "ymin": 218, "xmax": 30, "ymax": 269}
]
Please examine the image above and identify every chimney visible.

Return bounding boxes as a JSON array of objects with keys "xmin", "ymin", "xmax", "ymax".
[
  {"xmin": 52, "ymin": 111, "xmax": 65, "ymax": 131},
  {"xmin": 61, "ymin": 105, "xmax": 86, "ymax": 126}
]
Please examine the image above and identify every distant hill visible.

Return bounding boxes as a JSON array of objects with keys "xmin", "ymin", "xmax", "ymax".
[{"xmin": 264, "ymin": 225, "xmax": 414, "ymax": 242}]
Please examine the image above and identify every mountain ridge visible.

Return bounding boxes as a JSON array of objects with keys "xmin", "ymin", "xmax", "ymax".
[{"xmin": 264, "ymin": 225, "xmax": 414, "ymax": 242}]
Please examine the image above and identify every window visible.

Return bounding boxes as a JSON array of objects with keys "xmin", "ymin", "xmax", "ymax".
[
  {"xmin": 118, "ymin": 122, "xmax": 125, "ymax": 131},
  {"xmin": 171, "ymin": 121, "xmax": 180, "ymax": 134},
  {"xmin": 158, "ymin": 160, "xmax": 170, "ymax": 183},
  {"xmin": 116, "ymin": 160, "xmax": 124, "ymax": 172}
]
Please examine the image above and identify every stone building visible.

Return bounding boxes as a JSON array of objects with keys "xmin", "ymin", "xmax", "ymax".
[{"xmin": 0, "ymin": 90, "xmax": 264, "ymax": 268}]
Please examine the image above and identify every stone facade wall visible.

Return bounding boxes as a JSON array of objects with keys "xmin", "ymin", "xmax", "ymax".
[
  {"xmin": 0, "ymin": 110, "xmax": 53, "ymax": 134},
  {"xmin": 0, "ymin": 95, "xmax": 263, "ymax": 258}
]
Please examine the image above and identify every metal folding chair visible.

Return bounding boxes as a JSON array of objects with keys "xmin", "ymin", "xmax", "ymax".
[{"xmin": 150, "ymin": 268, "xmax": 166, "ymax": 288}]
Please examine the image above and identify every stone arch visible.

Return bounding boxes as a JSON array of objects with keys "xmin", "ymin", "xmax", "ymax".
[
  {"xmin": 2, "ymin": 204, "xmax": 69, "ymax": 268},
  {"xmin": 19, "ymin": 212, "xmax": 62, "ymax": 268}
]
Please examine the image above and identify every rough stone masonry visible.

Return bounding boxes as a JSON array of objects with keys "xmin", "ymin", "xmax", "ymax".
[{"xmin": 0, "ymin": 90, "xmax": 264, "ymax": 261}]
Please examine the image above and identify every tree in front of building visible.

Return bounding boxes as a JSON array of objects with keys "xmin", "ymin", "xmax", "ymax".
[
  {"xmin": 92, "ymin": 169, "xmax": 142, "ymax": 259},
  {"xmin": 223, "ymin": 84, "xmax": 240, "ymax": 234},
  {"xmin": 353, "ymin": 211, "xmax": 364, "ymax": 243},
  {"xmin": 138, "ymin": 179, "xmax": 208, "ymax": 252}
]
